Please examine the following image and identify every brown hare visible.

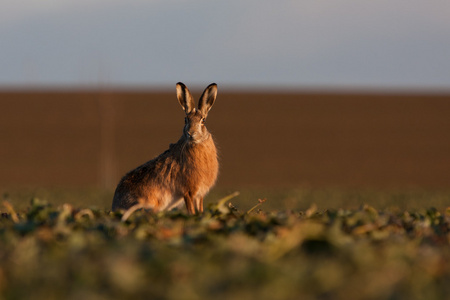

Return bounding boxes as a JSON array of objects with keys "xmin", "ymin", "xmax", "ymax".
[{"xmin": 112, "ymin": 82, "xmax": 219, "ymax": 214}]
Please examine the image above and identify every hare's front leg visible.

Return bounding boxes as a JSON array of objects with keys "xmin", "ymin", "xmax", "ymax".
[
  {"xmin": 194, "ymin": 197, "xmax": 203, "ymax": 213},
  {"xmin": 183, "ymin": 193, "xmax": 196, "ymax": 215}
]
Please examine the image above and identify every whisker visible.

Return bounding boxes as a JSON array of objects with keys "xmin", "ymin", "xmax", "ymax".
[{"xmin": 180, "ymin": 140, "xmax": 187, "ymax": 163}]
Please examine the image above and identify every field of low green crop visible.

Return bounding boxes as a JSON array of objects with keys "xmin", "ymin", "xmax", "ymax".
[{"xmin": 1, "ymin": 189, "xmax": 449, "ymax": 300}]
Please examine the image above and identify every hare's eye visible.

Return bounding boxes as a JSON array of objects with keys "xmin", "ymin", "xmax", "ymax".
[{"xmin": 201, "ymin": 118, "xmax": 206, "ymax": 125}]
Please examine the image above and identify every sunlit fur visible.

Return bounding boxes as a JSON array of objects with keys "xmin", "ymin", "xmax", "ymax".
[{"xmin": 112, "ymin": 83, "xmax": 219, "ymax": 214}]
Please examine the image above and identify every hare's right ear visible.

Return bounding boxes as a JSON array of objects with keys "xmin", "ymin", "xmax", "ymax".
[
  {"xmin": 176, "ymin": 82, "xmax": 195, "ymax": 114},
  {"xmin": 198, "ymin": 83, "xmax": 217, "ymax": 116}
]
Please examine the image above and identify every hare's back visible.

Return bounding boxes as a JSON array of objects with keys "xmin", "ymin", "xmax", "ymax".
[{"xmin": 112, "ymin": 161, "xmax": 157, "ymax": 210}]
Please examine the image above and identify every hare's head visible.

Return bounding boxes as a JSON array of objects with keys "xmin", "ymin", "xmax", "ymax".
[{"xmin": 176, "ymin": 82, "xmax": 217, "ymax": 144}]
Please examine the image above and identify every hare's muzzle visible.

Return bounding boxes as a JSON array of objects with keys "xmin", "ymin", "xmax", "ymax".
[{"xmin": 185, "ymin": 124, "xmax": 198, "ymax": 141}]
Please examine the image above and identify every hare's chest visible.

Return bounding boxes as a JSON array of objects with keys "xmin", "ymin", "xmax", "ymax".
[{"xmin": 179, "ymin": 153, "xmax": 216, "ymax": 187}]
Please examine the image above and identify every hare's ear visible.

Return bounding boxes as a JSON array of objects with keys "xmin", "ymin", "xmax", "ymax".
[
  {"xmin": 176, "ymin": 82, "xmax": 195, "ymax": 114},
  {"xmin": 198, "ymin": 83, "xmax": 217, "ymax": 116}
]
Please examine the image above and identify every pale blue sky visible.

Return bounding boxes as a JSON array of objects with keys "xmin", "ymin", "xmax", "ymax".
[{"xmin": 1, "ymin": 0, "xmax": 450, "ymax": 90}]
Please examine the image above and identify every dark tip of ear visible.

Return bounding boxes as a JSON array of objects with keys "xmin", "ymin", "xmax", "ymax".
[{"xmin": 176, "ymin": 82, "xmax": 185, "ymax": 87}]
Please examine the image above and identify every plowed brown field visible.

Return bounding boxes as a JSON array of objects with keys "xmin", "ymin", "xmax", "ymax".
[{"xmin": 1, "ymin": 90, "xmax": 449, "ymax": 189}]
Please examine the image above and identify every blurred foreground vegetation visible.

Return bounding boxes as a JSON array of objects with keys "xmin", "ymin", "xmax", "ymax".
[
  {"xmin": 0, "ymin": 189, "xmax": 449, "ymax": 299},
  {"xmin": 2, "ymin": 186, "xmax": 449, "ymax": 211}
]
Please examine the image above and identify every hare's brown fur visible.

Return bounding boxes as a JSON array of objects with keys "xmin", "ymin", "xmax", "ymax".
[{"xmin": 112, "ymin": 83, "xmax": 219, "ymax": 214}]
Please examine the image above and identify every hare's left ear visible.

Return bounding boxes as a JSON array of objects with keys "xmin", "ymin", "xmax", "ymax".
[
  {"xmin": 198, "ymin": 83, "xmax": 217, "ymax": 116},
  {"xmin": 176, "ymin": 82, "xmax": 195, "ymax": 114}
]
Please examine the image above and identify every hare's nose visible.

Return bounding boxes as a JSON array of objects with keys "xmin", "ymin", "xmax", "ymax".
[{"xmin": 186, "ymin": 131, "xmax": 194, "ymax": 139}]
